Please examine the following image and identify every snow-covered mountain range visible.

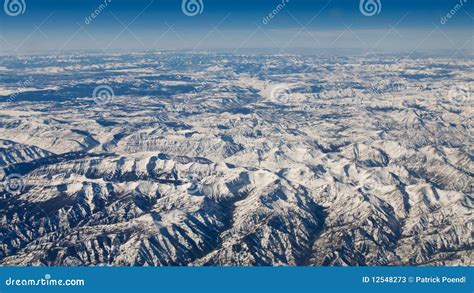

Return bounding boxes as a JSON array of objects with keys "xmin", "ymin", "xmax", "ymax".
[{"xmin": 0, "ymin": 52, "xmax": 472, "ymax": 266}]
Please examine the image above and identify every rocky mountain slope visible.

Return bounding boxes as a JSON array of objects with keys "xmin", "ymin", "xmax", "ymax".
[{"xmin": 0, "ymin": 53, "xmax": 472, "ymax": 266}]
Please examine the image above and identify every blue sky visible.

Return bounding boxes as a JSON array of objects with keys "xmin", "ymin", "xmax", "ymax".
[{"xmin": 0, "ymin": 0, "xmax": 472, "ymax": 54}]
